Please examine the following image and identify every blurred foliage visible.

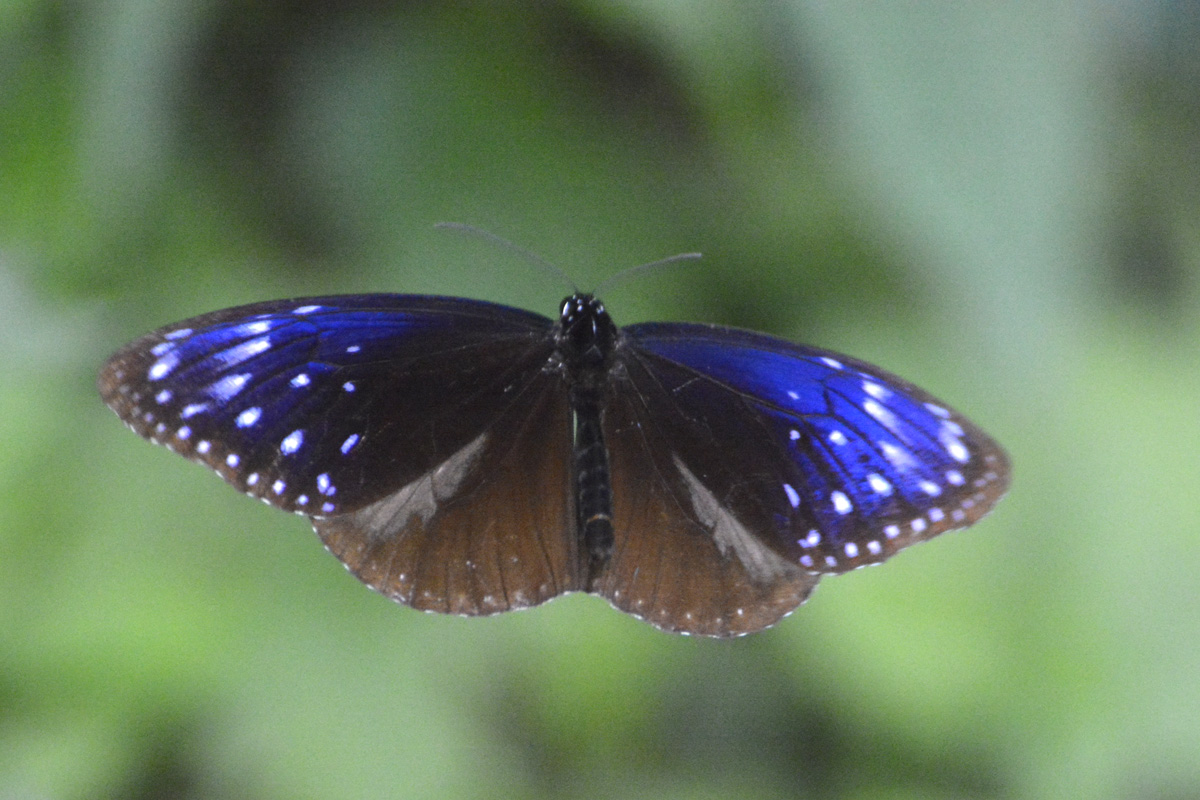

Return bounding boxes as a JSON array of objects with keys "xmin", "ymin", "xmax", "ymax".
[{"xmin": 2, "ymin": 1, "xmax": 1199, "ymax": 799}]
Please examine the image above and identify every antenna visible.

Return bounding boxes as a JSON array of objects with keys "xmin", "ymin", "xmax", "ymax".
[
  {"xmin": 434, "ymin": 222, "xmax": 702, "ymax": 298},
  {"xmin": 434, "ymin": 222, "xmax": 577, "ymax": 293},
  {"xmin": 593, "ymin": 252, "xmax": 702, "ymax": 298}
]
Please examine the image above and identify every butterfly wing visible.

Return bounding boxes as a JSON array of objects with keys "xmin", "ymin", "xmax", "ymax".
[
  {"xmin": 312, "ymin": 374, "xmax": 581, "ymax": 616},
  {"xmin": 597, "ymin": 322, "xmax": 1008, "ymax": 629},
  {"xmin": 596, "ymin": 384, "xmax": 822, "ymax": 637},
  {"xmin": 98, "ymin": 295, "xmax": 583, "ymax": 614}
]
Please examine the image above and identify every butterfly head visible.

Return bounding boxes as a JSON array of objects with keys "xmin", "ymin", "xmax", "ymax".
[{"xmin": 557, "ymin": 293, "xmax": 617, "ymax": 372}]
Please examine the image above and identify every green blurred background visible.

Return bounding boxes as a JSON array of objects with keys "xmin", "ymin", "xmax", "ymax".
[{"xmin": 3, "ymin": 2, "xmax": 1199, "ymax": 798}]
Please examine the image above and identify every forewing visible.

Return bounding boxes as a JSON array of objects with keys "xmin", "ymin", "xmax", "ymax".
[
  {"xmin": 620, "ymin": 322, "xmax": 1010, "ymax": 576},
  {"xmin": 98, "ymin": 294, "xmax": 556, "ymax": 517}
]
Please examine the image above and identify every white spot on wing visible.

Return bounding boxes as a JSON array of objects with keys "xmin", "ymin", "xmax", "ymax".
[
  {"xmin": 880, "ymin": 441, "xmax": 917, "ymax": 471},
  {"xmin": 236, "ymin": 407, "xmax": 262, "ymax": 428},
  {"xmin": 181, "ymin": 402, "xmax": 209, "ymax": 419},
  {"xmin": 281, "ymin": 430, "xmax": 304, "ymax": 455},
  {"xmin": 290, "ymin": 373, "xmax": 310, "ymax": 388},
  {"xmin": 148, "ymin": 352, "xmax": 179, "ymax": 380},
  {"xmin": 208, "ymin": 373, "xmax": 250, "ymax": 402},
  {"xmin": 293, "ymin": 305, "xmax": 322, "ymax": 314},
  {"xmin": 164, "ymin": 328, "xmax": 193, "ymax": 340},
  {"xmin": 238, "ymin": 321, "xmax": 272, "ymax": 336},
  {"xmin": 942, "ymin": 420, "xmax": 965, "ymax": 437},
  {"xmin": 864, "ymin": 399, "xmax": 897, "ymax": 429},
  {"xmin": 924, "ymin": 402, "xmax": 951, "ymax": 419},
  {"xmin": 831, "ymin": 491, "xmax": 852, "ymax": 515},
  {"xmin": 867, "ymin": 473, "xmax": 892, "ymax": 496},
  {"xmin": 863, "ymin": 381, "xmax": 890, "ymax": 400},
  {"xmin": 340, "ymin": 433, "xmax": 360, "ymax": 454},
  {"xmin": 943, "ymin": 435, "xmax": 970, "ymax": 463},
  {"xmin": 217, "ymin": 337, "xmax": 271, "ymax": 368},
  {"xmin": 783, "ymin": 483, "xmax": 800, "ymax": 508}
]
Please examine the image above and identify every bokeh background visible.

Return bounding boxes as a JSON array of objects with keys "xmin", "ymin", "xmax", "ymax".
[{"xmin": 3, "ymin": 2, "xmax": 1199, "ymax": 798}]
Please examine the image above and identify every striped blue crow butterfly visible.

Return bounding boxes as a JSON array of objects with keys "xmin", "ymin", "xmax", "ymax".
[{"xmin": 98, "ymin": 255, "xmax": 1009, "ymax": 637}]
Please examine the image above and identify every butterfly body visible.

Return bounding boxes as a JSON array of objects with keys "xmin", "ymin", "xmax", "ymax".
[{"xmin": 99, "ymin": 292, "xmax": 1009, "ymax": 636}]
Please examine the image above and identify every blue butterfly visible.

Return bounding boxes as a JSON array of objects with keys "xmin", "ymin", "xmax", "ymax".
[{"xmin": 99, "ymin": 291, "xmax": 1009, "ymax": 636}]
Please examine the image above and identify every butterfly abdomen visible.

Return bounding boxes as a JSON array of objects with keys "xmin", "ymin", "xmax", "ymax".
[{"xmin": 570, "ymin": 386, "xmax": 615, "ymax": 576}]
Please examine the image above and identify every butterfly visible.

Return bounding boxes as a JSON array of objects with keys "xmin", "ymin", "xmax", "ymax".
[{"xmin": 98, "ymin": 290, "xmax": 1009, "ymax": 636}]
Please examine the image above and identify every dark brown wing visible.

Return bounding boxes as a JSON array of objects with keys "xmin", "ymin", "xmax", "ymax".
[
  {"xmin": 591, "ymin": 368, "xmax": 821, "ymax": 637},
  {"xmin": 312, "ymin": 373, "xmax": 583, "ymax": 616}
]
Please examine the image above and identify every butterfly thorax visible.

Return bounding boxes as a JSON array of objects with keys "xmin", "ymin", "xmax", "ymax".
[{"xmin": 556, "ymin": 294, "xmax": 617, "ymax": 379}]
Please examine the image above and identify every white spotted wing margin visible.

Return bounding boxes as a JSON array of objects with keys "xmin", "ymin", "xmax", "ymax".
[{"xmin": 97, "ymin": 294, "xmax": 559, "ymax": 516}]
